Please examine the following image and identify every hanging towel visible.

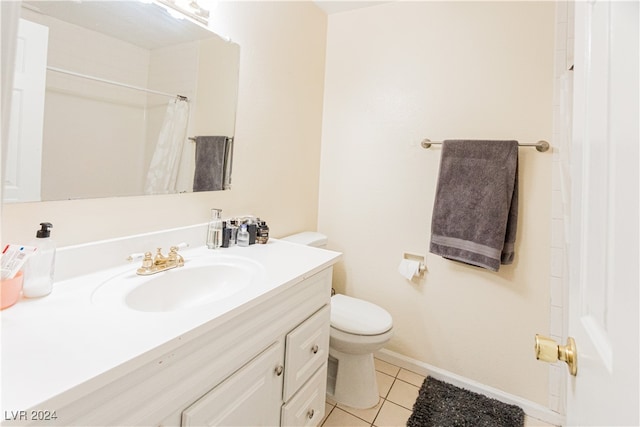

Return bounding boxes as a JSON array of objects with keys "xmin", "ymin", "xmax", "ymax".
[
  {"xmin": 223, "ymin": 137, "xmax": 234, "ymax": 190},
  {"xmin": 192, "ymin": 136, "xmax": 230, "ymax": 192},
  {"xmin": 429, "ymin": 140, "xmax": 519, "ymax": 272}
]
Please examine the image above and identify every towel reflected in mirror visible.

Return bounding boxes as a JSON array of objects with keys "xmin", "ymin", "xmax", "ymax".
[{"xmin": 192, "ymin": 135, "xmax": 233, "ymax": 192}]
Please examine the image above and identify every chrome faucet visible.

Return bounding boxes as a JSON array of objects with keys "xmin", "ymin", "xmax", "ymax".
[{"xmin": 130, "ymin": 246, "xmax": 185, "ymax": 275}]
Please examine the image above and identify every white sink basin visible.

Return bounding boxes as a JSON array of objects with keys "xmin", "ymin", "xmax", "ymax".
[{"xmin": 92, "ymin": 255, "xmax": 265, "ymax": 312}]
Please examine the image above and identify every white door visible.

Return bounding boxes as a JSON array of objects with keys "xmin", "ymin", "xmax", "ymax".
[
  {"xmin": 567, "ymin": 1, "xmax": 639, "ymax": 425},
  {"xmin": 4, "ymin": 18, "xmax": 48, "ymax": 202}
]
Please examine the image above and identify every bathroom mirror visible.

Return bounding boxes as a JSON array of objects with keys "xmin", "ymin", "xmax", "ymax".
[{"xmin": 4, "ymin": 0, "xmax": 240, "ymax": 202}]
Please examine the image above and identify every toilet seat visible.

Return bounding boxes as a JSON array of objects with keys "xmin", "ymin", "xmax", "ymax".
[{"xmin": 331, "ymin": 294, "xmax": 393, "ymax": 336}]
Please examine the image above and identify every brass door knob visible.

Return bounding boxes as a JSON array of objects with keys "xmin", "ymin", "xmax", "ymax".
[{"xmin": 534, "ymin": 334, "xmax": 578, "ymax": 376}]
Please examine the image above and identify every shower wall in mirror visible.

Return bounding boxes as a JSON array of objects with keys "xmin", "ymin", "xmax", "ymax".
[{"xmin": 4, "ymin": 0, "xmax": 240, "ymax": 203}]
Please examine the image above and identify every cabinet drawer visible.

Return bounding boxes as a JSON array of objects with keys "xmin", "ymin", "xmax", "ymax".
[
  {"xmin": 283, "ymin": 304, "xmax": 330, "ymax": 401},
  {"xmin": 281, "ymin": 364, "xmax": 327, "ymax": 427}
]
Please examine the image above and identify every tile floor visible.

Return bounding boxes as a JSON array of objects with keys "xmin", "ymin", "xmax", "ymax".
[{"xmin": 320, "ymin": 358, "xmax": 557, "ymax": 427}]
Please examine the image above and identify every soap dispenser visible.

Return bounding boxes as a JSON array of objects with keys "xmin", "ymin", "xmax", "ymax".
[
  {"xmin": 22, "ymin": 222, "xmax": 56, "ymax": 298},
  {"xmin": 207, "ymin": 208, "xmax": 223, "ymax": 249}
]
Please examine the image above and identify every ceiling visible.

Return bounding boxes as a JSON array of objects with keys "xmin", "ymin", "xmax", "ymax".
[
  {"xmin": 22, "ymin": 0, "xmax": 216, "ymax": 50},
  {"xmin": 23, "ymin": 0, "xmax": 392, "ymax": 45},
  {"xmin": 313, "ymin": 1, "xmax": 392, "ymax": 15}
]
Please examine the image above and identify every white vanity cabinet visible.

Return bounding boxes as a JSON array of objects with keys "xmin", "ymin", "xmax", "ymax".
[
  {"xmin": 7, "ymin": 267, "xmax": 333, "ymax": 427},
  {"xmin": 181, "ymin": 296, "xmax": 331, "ymax": 427},
  {"xmin": 159, "ymin": 267, "xmax": 333, "ymax": 427}
]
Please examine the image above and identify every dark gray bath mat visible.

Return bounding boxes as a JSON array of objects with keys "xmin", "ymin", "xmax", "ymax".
[{"xmin": 407, "ymin": 376, "xmax": 525, "ymax": 427}]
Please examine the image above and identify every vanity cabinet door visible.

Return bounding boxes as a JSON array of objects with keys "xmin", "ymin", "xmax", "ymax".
[
  {"xmin": 283, "ymin": 305, "xmax": 330, "ymax": 401},
  {"xmin": 181, "ymin": 341, "xmax": 284, "ymax": 427}
]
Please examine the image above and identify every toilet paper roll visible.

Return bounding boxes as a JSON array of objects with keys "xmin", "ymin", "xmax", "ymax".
[{"xmin": 398, "ymin": 259, "xmax": 421, "ymax": 280}]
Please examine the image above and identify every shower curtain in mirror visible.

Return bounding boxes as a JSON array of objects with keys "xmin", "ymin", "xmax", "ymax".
[{"xmin": 144, "ymin": 98, "xmax": 190, "ymax": 194}]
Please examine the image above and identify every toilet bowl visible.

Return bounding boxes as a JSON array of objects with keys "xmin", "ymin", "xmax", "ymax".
[
  {"xmin": 281, "ymin": 232, "xmax": 394, "ymax": 409},
  {"xmin": 328, "ymin": 294, "xmax": 393, "ymax": 408}
]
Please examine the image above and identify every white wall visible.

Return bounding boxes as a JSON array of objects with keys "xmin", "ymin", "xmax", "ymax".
[
  {"xmin": 318, "ymin": 1, "xmax": 555, "ymax": 406},
  {"xmin": 2, "ymin": 1, "xmax": 327, "ymax": 247}
]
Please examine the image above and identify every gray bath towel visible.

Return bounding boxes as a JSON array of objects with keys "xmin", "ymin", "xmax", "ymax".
[
  {"xmin": 192, "ymin": 136, "xmax": 230, "ymax": 192},
  {"xmin": 429, "ymin": 140, "xmax": 518, "ymax": 271}
]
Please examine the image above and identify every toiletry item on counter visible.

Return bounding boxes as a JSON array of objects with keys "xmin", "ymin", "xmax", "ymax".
[
  {"xmin": 221, "ymin": 221, "xmax": 231, "ymax": 248},
  {"xmin": 257, "ymin": 221, "xmax": 269, "ymax": 244},
  {"xmin": 229, "ymin": 220, "xmax": 238, "ymax": 246},
  {"xmin": 221, "ymin": 220, "xmax": 238, "ymax": 248},
  {"xmin": 1, "ymin": 271, "xmax": 24, "ymax": 310},
  {"xmin": 207, "ymin": 208, "xmax": 223, "ymax": 249},
  {"xmin": 217, "ymin": 215, "xmax": 269, "ymax": 248},
  {"xmin": 1, "ymin": 244, "xmax": 37, "ymax": 280},
  {"xmin": 247, "ymin": 223, "xmax": 257, "ymax": 245},
  {"xmin": 22, "ymin": 222, "xmax": 56, "ymax": 298},
  {"xmin": 237, "ymin": 224, "xmax": 250, "ymax": 247}
]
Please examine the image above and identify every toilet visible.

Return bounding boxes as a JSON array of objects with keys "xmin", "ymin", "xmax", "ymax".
[{"xmin": 281, "ymin": 232, "xmax": 394, "ymax": 409}]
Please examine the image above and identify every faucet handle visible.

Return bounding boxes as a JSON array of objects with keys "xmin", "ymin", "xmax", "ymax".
[
  {"xmin": 135, "ymin": 252, "xmax": 154, "ymax": 275},
  {"xmin": 168, "ymin": 246, "xmax": 185, "ymax": 266},
  {"xmin": 154, "ymin": 248, "xmax": 168, "ymax": 262},
  {"xmin": 141, "ymin": 252, "xmax": 153, "ymax": 267}
]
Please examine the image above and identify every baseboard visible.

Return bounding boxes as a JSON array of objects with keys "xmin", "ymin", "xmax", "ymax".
[{"xmin": 375, "ymin": 348, "xmax": 565, "ymax": 427}]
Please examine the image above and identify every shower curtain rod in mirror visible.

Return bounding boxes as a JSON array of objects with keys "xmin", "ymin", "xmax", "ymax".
[
  {"xmin": 47, "ymin": 66, "xmax": 189, "ymax": 101},
  {"xmin": 420, "ymin": 138, "xmax": 550, "ymax": 152}
]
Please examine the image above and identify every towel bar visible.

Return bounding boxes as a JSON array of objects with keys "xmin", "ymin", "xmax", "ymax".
[
  {"xmin": 421, "ymin": 139, "xmax": 550, "ymax": 152},
  {"xmin": 189, "ymin": 136, "xmax": 234, "ymax": 143}
]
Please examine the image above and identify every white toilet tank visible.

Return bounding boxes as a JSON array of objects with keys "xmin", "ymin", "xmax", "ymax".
[{"xmin": 280, "ymin": 231, "xmax": 328, "ymax": 248}]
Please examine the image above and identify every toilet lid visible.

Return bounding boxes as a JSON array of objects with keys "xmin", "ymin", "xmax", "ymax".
[{"xmin": 331, "ymin": 294, "xmax": 393, "ymax": 336}]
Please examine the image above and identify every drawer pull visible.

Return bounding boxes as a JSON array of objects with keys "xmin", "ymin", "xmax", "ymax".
[
  {"xmin": 307, "ymin": 409, "xmax": 315, "ymax": 419},
  {"xmin": 274, "ymin": 365, "xmax": 284, "ymax": 376},
  {"xmin": 311, "ymin": 344, "xmax": 319, "ymax": 354}
]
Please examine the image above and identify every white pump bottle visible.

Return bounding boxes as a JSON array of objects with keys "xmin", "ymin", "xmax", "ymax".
[{"xmin": 22, "ymin": 222, "xmax": 56, "ymax": 298}]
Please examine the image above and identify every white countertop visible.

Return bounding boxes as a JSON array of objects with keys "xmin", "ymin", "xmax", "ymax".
[{"xmin": 0, "ymin": 239, "xmax": 340, "ymax": 414}]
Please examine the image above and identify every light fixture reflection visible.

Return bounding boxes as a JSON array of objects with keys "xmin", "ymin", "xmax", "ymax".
[{"xmin": 154, "ymin": 0, "xmax": 210, "ymax": 25}]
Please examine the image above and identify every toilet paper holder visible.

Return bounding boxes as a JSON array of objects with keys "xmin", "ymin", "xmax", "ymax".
[{"xmin": 402, "ymin": 252, "xmax": 426, "ymax": 275}]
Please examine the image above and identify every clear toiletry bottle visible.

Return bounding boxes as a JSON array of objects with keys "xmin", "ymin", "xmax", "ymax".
[
  {"xmin": 237, "ymin": 224, "xmax": 250, "ymax": 247},
  {"xmin": 229, "ymin": 219, "xmax": 238, "ymax": 246},
  {"xmin": 23, "ymin": 222, "xmax": 56, "ymax": 298},
  {"xmin": 207, "ymin": 209, "xmax": 223, "ymax": 249}
]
